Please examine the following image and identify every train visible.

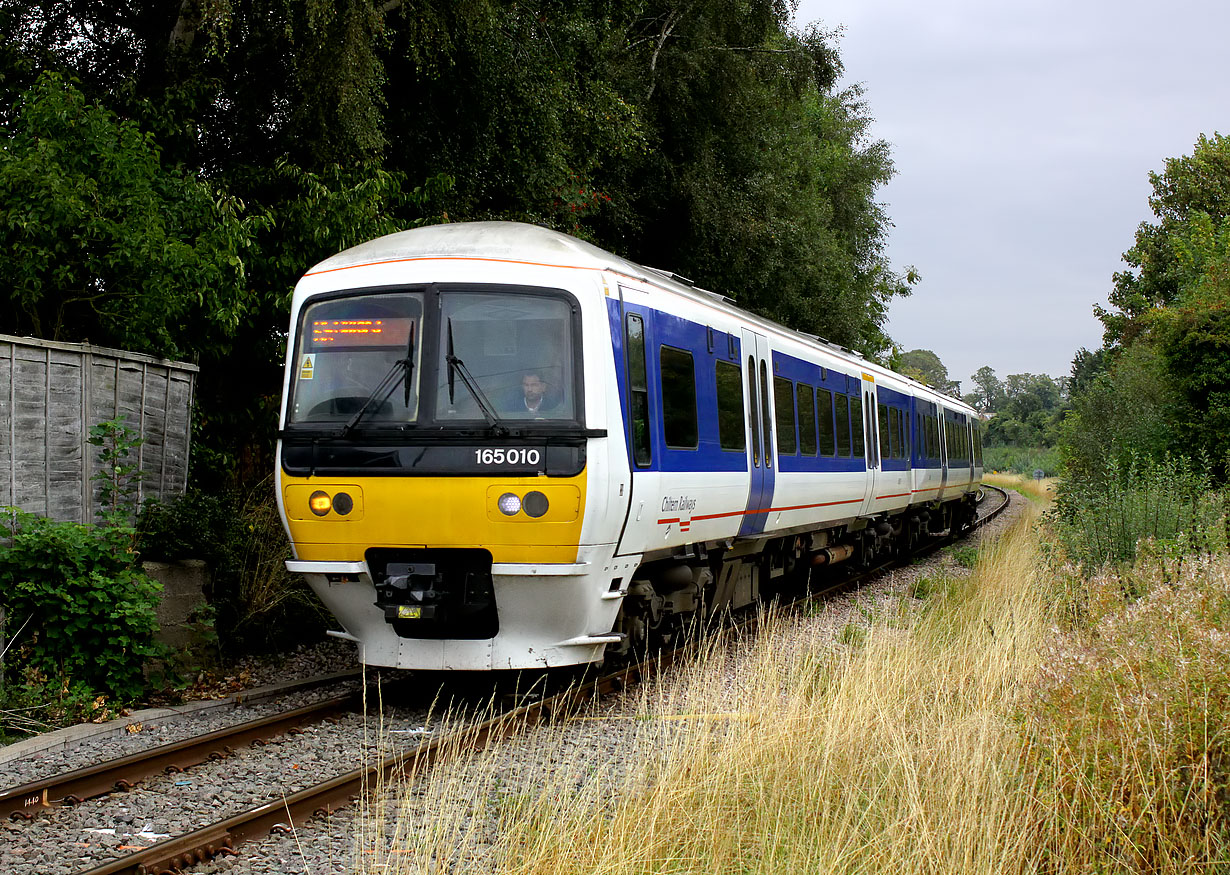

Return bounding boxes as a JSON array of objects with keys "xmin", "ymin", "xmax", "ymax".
[{"xmin": 276, "ymin": 221, "xmax": 984, "ymax": 670}]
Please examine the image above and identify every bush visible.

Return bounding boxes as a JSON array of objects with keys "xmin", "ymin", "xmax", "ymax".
[
  {"xmin": 138, "ymin": 479, "xmax": 327, "ymax": 652},
  {"xmin": 0, "ymin": 510, "xmax": 161, "ymax": 702},
  {"xmin": 982, "ymin": 445, "xmax": 1061, "ymax": 477},
  {"xmin": 1027, "ymin": 549, "xmax": 1230, "ymax": 870},
  {"xmin": 1045, "ymin": 455, "xmax": 1226, "ymax": 570}
]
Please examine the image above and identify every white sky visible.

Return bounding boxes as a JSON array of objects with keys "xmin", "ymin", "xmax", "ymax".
[{"xmin": 791, "ymin": 0, "xmax": 1230, "ymax": 390}]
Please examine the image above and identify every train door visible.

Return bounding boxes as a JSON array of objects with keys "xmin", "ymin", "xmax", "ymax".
[
  {"xmin": 738, "ymin": 328, "xmax": 775, "ymax": 536},
  {"xmin": 859, "ymin": 376, "xmax": 880, "ymax": 516},
  {"xmin": 613, "ymin": 295, "xmax": 661, "ymax": 556},
  {"xmin": 938, "ymin": 408, "xmax": 949, "ymax": 496}
]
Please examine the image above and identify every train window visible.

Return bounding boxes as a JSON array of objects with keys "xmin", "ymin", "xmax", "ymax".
[
  {"xmin": 291, "ymin": 291, "xmax": 424, "ymax": 425},
  {"xmin": 747, "ymin": 356, "xmax": 760, "ymax": 467},
  {"xmin": 865, "ymin": 391, "xmax": 878, "ymax": 467},
  {"xmin": 817, "ymin": 389, "xmax": 836, "ymax": 456},
  {"xmin": 625, "ymin": 314, "xmax": 652, "ymax": 467},
  {"xmin": 878, "ymin": 403, "xmax": 891, "ymax": 459},
  {"xmin": 850, "ymin": 394, "xmax": 865, "ymax": 458},
  {"xmin": 760, "ymin": 361, "xmax": 773, "ymax": 468},
  {"xmin": 974, "ymin": 422, "xmax": 984, "ymax": 466},
  {"xmin": 774, "ymin": 377, "xmax": 797, "ymax": 455},
  {"xmin": 660, "ymin": 346, "xmax": 698, "ymax": 449},
  {"xmin": 902, "ymin": 409, "xmax": 911, "ymax": 460},
  {"xmin": 715, "ymin": 360, "xmax": 745, "ymax": 451},
  {"xmin": 797, "ymin": 383, "xmax": 817, "ymax": 456},
  {"xmin": 856, "ymin": 393, "xmax": 865, "ymax": 457},
  {"xmin": 888, "ymin": 406, "xmax": 901, "ymax": 459},
  {"xmin": 834, "ymin": 394, "xmax": 851, "ymax": 457}
]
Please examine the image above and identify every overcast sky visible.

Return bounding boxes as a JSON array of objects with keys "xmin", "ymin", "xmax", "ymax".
[{"xmin": 791, "ymin": 0, "xmax": 1229, "ymax": 390}]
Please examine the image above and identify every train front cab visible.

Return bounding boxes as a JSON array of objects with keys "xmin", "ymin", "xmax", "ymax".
[{"xmin": 278, "ymin": 267, "xmax": 632, "ymax": 670}]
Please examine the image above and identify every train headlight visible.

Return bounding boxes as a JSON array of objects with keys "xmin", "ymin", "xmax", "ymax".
[
  {"xmin": 309, "ymin": 491, "xmax": 332, "ymax": 516},
  {"xmin": 523, "ymin": 491, "xmax": 549, "ymax": 518},
  {"xmin": 498, "ymin": 493, "xmax": 522, "ymax": 516},
  {"xmin": 333, "ymin": 492, "xmax": 354, "ymax": 516}
]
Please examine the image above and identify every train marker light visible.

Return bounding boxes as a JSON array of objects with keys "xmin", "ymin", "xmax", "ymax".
[
  {"xmin": 498, "ymin": 493, "xmax": 522, "ymax": 516},
  {"xmin": 523, "ymin": 491, "xmax": 549, "ymax": 518},
  {"xmin": 309, "ymin": 491, "xmax": 332, "ymax": 516},
  {"xmin": 333, "ymin": 492, "xmax": 354, "ymax": 515}
]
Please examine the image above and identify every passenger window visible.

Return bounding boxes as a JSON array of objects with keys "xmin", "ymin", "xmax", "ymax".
[
  {"xmin": 797, "ymin": 383, "xmax": 817, "ymax": 456},
  {"xmin": 878, "ymin": 403, "xmax": 891, "ymax": 459},
  {"xmin": 774, "ymin": 377, "xmax": 796, "ymax": 455},
  {"xmin": 625, "ymin": 314, "xmax": 651, "ymax": 467},
  {"xmin": 747, "ymin": 356, "xmax": 760, "ymax": 467},
  {"xmin": 817, "ymin": 388, "xmax": 836, "ymax": 456},
  {"xmin": 888, "ymin": 407, "xmax": 900, "ymax": 459},
  {"xmin": 760, "ymin": 361, "xmax": 773, "ymax": 468},
  {"xmin": 715, "ymin": 360, "xmax": 745, "ymax": 451},
  {"xmin": 834, "ymin": 394, "xmax": 851, "ymax": 457},
  {"xmin": 660, "ymin": 346, "xmax": 698, "ymax": 449}
]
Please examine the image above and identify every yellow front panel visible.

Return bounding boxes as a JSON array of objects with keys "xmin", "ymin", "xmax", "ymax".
[{"xmin": 281, "ymin": 470, "xmax": 587, "ymax": 564}]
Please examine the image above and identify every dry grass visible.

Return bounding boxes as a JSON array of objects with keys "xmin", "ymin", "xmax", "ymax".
[
  {"xmin": 362, "ymin": 508, "xmax": 1053, "ymax": 874},
  {"xmin": 360, "ymin": 502, "xmax": 1230, "ymax": 874},
  {"xmin": 1025, "ymin": 550, "xmax": 1230, "ymax": 872},
  {"xmin": 984, "ymin": 471, "xmax": 1057, "ymax": 505}
]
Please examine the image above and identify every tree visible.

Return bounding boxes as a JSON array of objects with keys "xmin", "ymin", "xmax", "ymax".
[
  {"xmin": 898, "ymin": 349, "xmax": 959, "ymax": 395},
  {"xmin": 1, "ymin": 0, "xmax": 913, "ymax": 480},
  {"xmin": 1078, "ymin": 132, "xmax": 1230, "ymax": 477},
  {"xmin": 1099, "ymin": 133, "xmax": 1230, "ymax": 349},
  {"xmin": 967, "ymin": 365, "xmax": 1004, "ymax": 412},
  {"xmin": 1059, "ymin": 344, "xmax": 1183, "ymax": 482},
  {"xmin": 0, "ymin": 73, "xmax": 258, "ymax": 357}
]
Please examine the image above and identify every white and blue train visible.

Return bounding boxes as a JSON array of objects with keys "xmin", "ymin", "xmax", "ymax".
[{"xmin": 277, "ymin": 222, "xmax": 983, "ymax": 670}]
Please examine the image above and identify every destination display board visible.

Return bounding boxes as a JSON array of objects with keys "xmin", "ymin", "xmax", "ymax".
[{"xmin": 309, "ymin": 317, "xmax": 415, "ymax": 348}]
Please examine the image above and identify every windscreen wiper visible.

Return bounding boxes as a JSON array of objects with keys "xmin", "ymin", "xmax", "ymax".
[
  {"xmin": 445, "ymin": 318, "xmax": 507, "ymax": 435},
  {"xmin": 340, "ymin": 323, "xmax": 416, "ymax": 438}
]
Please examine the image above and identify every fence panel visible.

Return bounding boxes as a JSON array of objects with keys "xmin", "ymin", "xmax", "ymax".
[{"xmin": 1, "ymin": 335, "xmax": 198, "ymax": 523}]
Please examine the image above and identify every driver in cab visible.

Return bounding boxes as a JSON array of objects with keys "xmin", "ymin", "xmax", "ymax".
[{"xmin": 507, "ymin": 371, "xmax": 560, "ymax": 417}]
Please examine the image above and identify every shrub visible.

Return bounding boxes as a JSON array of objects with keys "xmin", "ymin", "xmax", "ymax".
[
  {"xmin": 1026, "ymin": 550, "xmax": 1230, "ymax": 870},
  {"xmin": 983, "ymin": 445, "xmax": 1061, "ymax": 477},
  {"xmin": 138, "ymin": 478, "xmax": 327, "ymax": 652},
  {"xmin": 0, "ymin": 509, "xmax": 161, "ymax": 701},
  {"xmin": 1045, "ymin": 454, "xmax": 1225, "ymax": 569}
]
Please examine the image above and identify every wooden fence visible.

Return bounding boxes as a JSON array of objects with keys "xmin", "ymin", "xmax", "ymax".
[{"xmin": 0, "ymin": 334, "xmax": 198, "ymax": 524}]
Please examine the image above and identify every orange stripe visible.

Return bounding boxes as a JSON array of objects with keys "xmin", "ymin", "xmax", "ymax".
[
  {"xmin": 875, "ymin": 492, "xmax": 911, "ymax": 500},
  {"xmin": 305, "ymin": 255, "xmax": 603, "ymax": 277}
]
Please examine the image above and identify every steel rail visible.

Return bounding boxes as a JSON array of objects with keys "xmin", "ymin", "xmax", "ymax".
[
  {"xmin": 0, "ymin": 694, "xmax": 357, "ymax": 821},
  {"xmin": 72, "ymin": 484, "xmax": 1013, "ymax": 875},
  {"xmin": 73, "ymin": 655, "xmax": 675, "ymax": 875}
]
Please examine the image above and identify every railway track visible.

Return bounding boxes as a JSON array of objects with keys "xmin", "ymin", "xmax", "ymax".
[
  {"xmin": 2, "ymin": 486, "xmax": 1012, "ymax": 875},
  {"xmin": 0, "ymin": 695, "xmax": 358, "ymax": 822}
]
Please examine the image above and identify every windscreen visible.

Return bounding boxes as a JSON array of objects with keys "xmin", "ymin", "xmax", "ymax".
[
  {"xmin": 289, "ymin": 292, "xmax": 424, "ymax": 424},
  {"xmin": 435, "ymin": 292, "xmax": 575, "ymax": 421}
]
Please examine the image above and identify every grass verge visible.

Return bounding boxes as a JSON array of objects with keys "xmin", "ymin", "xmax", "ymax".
[{"xmin": 364, "ymin": 500, "xmax": 1230, "ymax": 874}]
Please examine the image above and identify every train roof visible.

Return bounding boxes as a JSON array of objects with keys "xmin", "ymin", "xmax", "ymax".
[
  {"xmin": 304, "ymin": 221, "xmax": 978, "ymax": 417},
  {"xmin": 307, "ymin": 221, "xmax": 640, "ymax": 277}
]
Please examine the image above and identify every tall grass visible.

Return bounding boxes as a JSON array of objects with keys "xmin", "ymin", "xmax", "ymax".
[
  {"xmin": 985, "ymin": 471, "xmax": 1056, "ymax": 505},
  {"xmin": 367, "ymin": 510, "xmax": 1053, "ymax": 874},
  {"xmin": 365, "ymin": 499, "xmax": 1230, "ymax": 874}
]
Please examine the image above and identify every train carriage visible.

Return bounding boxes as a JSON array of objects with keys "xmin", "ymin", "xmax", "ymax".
[{"xmin": 277, "ymin": 222, "xmax": 982, "ymax": 670}]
